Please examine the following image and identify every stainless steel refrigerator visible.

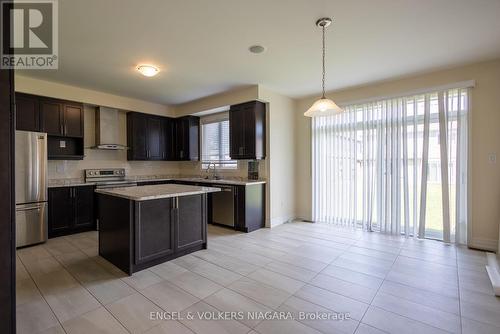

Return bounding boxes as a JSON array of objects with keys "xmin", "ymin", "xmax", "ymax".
[{"xmin": 15, "ymin": 131, "xmax": 48, "ymax": 248}]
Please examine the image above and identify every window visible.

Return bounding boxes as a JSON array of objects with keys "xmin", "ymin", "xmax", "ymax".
[
  {"xmin": 201, "ymin": 113, "xmax": 237, "ymax": 169},
  {"xmin": 312, "ymin": 87, "xmax": 470, "ymax": 244}
]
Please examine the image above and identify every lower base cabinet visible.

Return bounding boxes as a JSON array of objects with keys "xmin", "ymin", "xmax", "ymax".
[
  {"xmin": 98, "ymin": 193, "xmax": 207, "ymax": 275},
  {"xmin": 48, "ymin": 186, "xmax": 96, "ymax": 238}
]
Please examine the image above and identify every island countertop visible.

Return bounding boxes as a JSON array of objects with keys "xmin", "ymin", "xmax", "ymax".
[{"xmin": 95, "ymin": 184, "xmax": 220, "ymax": 201}]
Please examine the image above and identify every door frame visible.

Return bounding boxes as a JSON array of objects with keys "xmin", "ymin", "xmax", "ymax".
[{"xmin": 1, "ymin": 2, "xmax": 16, "ymax": 332}]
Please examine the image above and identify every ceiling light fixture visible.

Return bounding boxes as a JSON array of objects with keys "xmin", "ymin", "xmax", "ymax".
[
  {"xmin": 136, "ymin": 64, "xmax": 159, "ymax": 77},
  {"xmin": 304, "ymin": 17, "xmax": 343, "ymax": 117},
  {"xmin": 249, "ymin": 45, "xmax": 266, "ymax": 54}
]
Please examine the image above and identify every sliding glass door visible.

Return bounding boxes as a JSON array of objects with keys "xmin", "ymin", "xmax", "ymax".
[{"xmin": 312, "ymin": 87, "xmax": 469, "ymax": 243}]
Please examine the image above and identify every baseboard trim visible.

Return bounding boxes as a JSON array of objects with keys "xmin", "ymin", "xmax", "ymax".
[
  {"xmin": 270, "ymin": 215, "xmax": 295, "ymax": 228},
  {"xmin": 469, "ymin": 237, "xmax": 498, "ymax": 252},
  {"xmin": 486, "ymin": 253, "xmax": 500, "ymax": 296}
]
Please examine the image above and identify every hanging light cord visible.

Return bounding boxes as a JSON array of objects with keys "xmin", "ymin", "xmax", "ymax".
[{"xmin": 321, "ymin": 24, "xmax": 326, "ymax": 99}]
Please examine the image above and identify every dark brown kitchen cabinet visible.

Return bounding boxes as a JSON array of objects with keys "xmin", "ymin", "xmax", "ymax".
[
  {"xmin": 40, "ymin": 98, "xmax": 84, "ymax": 138},
  {"xmin": 229, "ymin": 100, "xmax": 266, "ymax": 160},
  {"xmin": 15, "ymin": 93, "xmax": 40, "ymax": 132},
  {"xmin": 135, "ymin": 198, "xmax": 175, "ymax": 265},
  {"xmin": 127, "ymin": 112, "xmax": 169, "ymax": 161},
  {"xmin": 173, "ymin": 116, "xmax": 199, "ymax": 161},
  {"xmin": 176, "ymin": 195, "xmax": 206, "ymax": 251},
  {"xmin": 234, "ymin": 184, "xmax": 265, "ymax": 232},
  {"xmin": 40, "ymin": 99, "xmax": 63, "ymax": 136},
  {"xmin": 48, "ymin": 186, "xmax": 95, "ymax": 238},
  {"xmin": 98, "ymin": 192, "xmax": 207, "ymax": 275},
  {"xmin": 63, "ymin": 103, "xmax": 84, "ymax": 137}
]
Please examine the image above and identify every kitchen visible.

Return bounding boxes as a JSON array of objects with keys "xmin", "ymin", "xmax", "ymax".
[{"xmin": 5, "ymin": 1, "xmax": 500, "ymax": 334}]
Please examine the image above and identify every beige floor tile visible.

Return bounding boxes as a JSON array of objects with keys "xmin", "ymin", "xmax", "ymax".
[
  {"xmin": 166, "ymin": 271, "xmax": 223, "ymax": 299},
  {"xmin": 321, "ymin": 264, "xmax": 383, "ymax": 290},
  {"xmin": 85, "ymin": 277, "xmax": 136, "ymax": 305},
  {"xmin": 379, "ymin": 280, "xmax": 460, "ymax": 315},
  {"xmin": 228, "ymin": 277, "xmax": 290, "ymax": 309},
  {"xmin": 106, "ymin": 293, "xmax": 163, "ymax": 334},
  {"xmin": 16, "ymin": 278, "xmax": 43, "ymax": 306},
  {"xmin": 141, "ymin": 280, "xmax": 199, "ymax": 312},
  {"xmin": 371, "ymin": 292, "xmax": 461, "ymax": 333},
  {"xmin": 44, "ymin": 238, "xmax": 80, "ymax": 256},
  {"xmin": 361, "ymin": 306, "xmax": 449, "ymax": 334},
  {"xmin": 17, "ymin": 244, "xmax": 53, "ymax": 262},
  {"xmin": 62, "ymin": 307, "xmax": 128, "ymax": 334},
  {"xmin": 247, "ymin": 268, "xmax": 305, "ymax": 294},
  {"xmin": 310, "ymin": 273, "xmax": 376, "ymax": 304},
  {"xmin": 16, "ymin": 299, "xmax": 59, "ymax": 334},
  {"xmin": 43, "ymin": 284, "xmax": 101, "ymax": 323},
  {"xmin": 173, "ymin": 254, "xmax": 242, "ymax": 286},
  {"xmin": 204, "ymin": 288, "xmax": 272, "ymax": 328},
  {"xmin": 255, "ymin": 318, "xmax": 322, "ymax": 334},
  {"xmin": 180, "ymin": 301, "xmax": 251, "ymax": 334},
  {"xmin": 149, "ymin": 261, "xmax": 189, "ymax": 280},
  {"xmin": 264, "ymin": 261, "xmax": 317, "ymax": 282},
  {"xmin": 279, "ymin": 296, "xmax": 360, "ymax": 334},
  {"xmin": 144, "ymin": 321, "xmax": 194, "ymax": 334},
  {"xmin": 192, "ymin": 249, "xmax": 260, "ymax": 275},
  {"xmin": 462, "ymin": 317, "xmax": 500, "ymax": 334},
  {"xmin": 121, "ymin": 269, "xmax": 163, "ymax": 290},
  {"xmin": 294, "ymin": 285, "xmax": 368, "ymax": 321}
]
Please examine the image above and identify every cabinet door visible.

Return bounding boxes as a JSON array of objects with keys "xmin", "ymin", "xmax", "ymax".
[
  {"xmin": 74, "ymin": 186, "xmax": 95, "ymax": 229},
  {"xmin": 63, "ymin": 103, "xmax": 84, "ymax": 137},
  {"xmin": 40, "ymin": 99, "xmax": 64, "ymax": 136},
  {"xmin": 127, "ymin": 113, "xmax": 148, "ymax": 160},
  {"xmin": 243, "ymin": 105, "xmax": 256, "ymax": 157},
  {"xmin": 176, "ymin": 118, "xmax": 188, "ymax": 160},
  {"xmin": 175, "ymin": 194, "xmax": 206, "ymax": 251},
  {"xmin": 48, "ymin": 187, "xmax": 74, "ymax": 238},
  {"xmin": 164, "ymin": 118, "xmax": 176, "ymax": 160},
  {"xmin": 15, "ymin": 93, "xmax": 40, "ymax": 132},
  {"xmin": 147, "ymin": 116, "xmax": 163, "ymax": 160},
  {"xmin": 135, "ymin": 198, "xmax": 174, "ymax": 265},
  {"xmin": 229, "ymin": 107, "xmax": 245, "ymax": 158}
]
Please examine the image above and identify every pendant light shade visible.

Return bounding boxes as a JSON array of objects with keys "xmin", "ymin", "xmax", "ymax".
[
  {"xmin": 305, "ymin": 17, "xmax": 343, "ymax": 117},
  {"xmin": 304, "ymin": 98, "xmax": 342, "ymax": 117}
]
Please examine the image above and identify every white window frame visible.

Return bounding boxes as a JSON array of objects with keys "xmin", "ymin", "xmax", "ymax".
[{"xmin": 200, "ymin": 111, "xmax": 237, "ymax": 169}]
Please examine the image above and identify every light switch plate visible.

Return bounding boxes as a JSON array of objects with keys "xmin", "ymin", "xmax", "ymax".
[{"xmin": 489, "ymin": 153, "xmax": 496, "ymax": 164}]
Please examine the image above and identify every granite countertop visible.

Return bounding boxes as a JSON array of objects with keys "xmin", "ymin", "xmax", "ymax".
[
  {"xmin": 48, "ymin": 175, "xmax": 266, "ymax": 187},
  {"xmin": 95, "ymin": 184, "xmax": 221, "ymax": 201}
]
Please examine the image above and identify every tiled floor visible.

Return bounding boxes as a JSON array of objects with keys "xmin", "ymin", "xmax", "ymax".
[{"xmin": 16, "ymin": 221, "xmax": 500, "ymax": 334}]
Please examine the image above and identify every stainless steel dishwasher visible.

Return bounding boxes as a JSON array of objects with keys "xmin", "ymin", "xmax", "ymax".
[{"xmin": 211, "ymin": 185, "xmax": 234, "ymax": 227}]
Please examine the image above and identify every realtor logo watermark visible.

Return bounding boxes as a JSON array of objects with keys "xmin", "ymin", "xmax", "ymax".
[{"xmin": 1, "ymin": 0, "xmax": 58, "ymax": 69}]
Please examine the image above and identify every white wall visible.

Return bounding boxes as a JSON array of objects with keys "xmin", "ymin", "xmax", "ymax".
[{"xmin": 258, "ymin": 86, "xmax": 297, "ymax": 227}]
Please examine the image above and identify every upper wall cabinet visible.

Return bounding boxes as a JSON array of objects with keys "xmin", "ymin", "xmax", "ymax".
[
  {"xmin": 127, "ymin": 112, "xmax": 199, "ymax": 161},
  {"xmin": 15, "ymin": 93, "xmax": 40, "ymax": 132},
  {"xmin": 127, "ymin": 112, "xmax": 168, "ymax": 161},
  {"xmin": 174, "ymin": 116, "xmax": 199, "ymax": 161},
  {"xmin": 15, "ymin": 93, "xmax": 85, "ymax": 160},
  {"xmin": 40, "ymin": 98, "xmax": 84, "ymax": 138},
  {"xmin": 229, "ymin": 100, "xmax": 266, "ymax": 160}
]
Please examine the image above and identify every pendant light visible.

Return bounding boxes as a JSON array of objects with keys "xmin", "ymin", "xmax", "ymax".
[{"xmin": 304, "ymin": 17, "xmax": 343, "ymax": 117}]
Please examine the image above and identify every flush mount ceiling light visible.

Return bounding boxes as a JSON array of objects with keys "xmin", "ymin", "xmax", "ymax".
[
  {"xmin": 249, "ymin": 45, "xmax": 266, "ymax": 54},
  {"xmin": 304, "ymin": 17, "xmax": 343, "ymax": 117},
  {"xmin": 136, "ymin": 64, "xmax": 159, "ymax": 77}
]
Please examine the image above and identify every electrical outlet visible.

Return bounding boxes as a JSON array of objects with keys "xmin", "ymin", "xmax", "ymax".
[
  {"xmin": 488, "ymin": 153, "xmax": 497, "ymax": 164},
  {"xmin": 59, "ymin": 140, "xmax": 66, "ymax": 148}
]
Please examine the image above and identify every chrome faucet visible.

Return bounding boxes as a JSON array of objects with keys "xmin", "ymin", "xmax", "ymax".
[{"xmin": 205, "ymin": 162, "xmax": 220, "ymax": 180}]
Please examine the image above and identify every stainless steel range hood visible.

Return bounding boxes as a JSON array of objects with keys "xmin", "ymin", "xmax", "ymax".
[{"xmin": 93, "ymin": 106, "xmax": 127, "ymax": 150}]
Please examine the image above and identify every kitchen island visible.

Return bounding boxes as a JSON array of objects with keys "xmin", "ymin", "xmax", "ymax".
[{"xmin": 95, "ymin": 184, "xmax": 220, "ymax": 275}]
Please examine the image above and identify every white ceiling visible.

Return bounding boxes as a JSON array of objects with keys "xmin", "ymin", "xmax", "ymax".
[{"xmin": 20, "ymin": 0, "xmax": 500, "ymax": 105}]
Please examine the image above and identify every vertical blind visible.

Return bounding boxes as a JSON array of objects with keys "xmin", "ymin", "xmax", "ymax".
[{"xmin": 312, "ymin": 87, "xmax": 469, "ymax": 243}]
